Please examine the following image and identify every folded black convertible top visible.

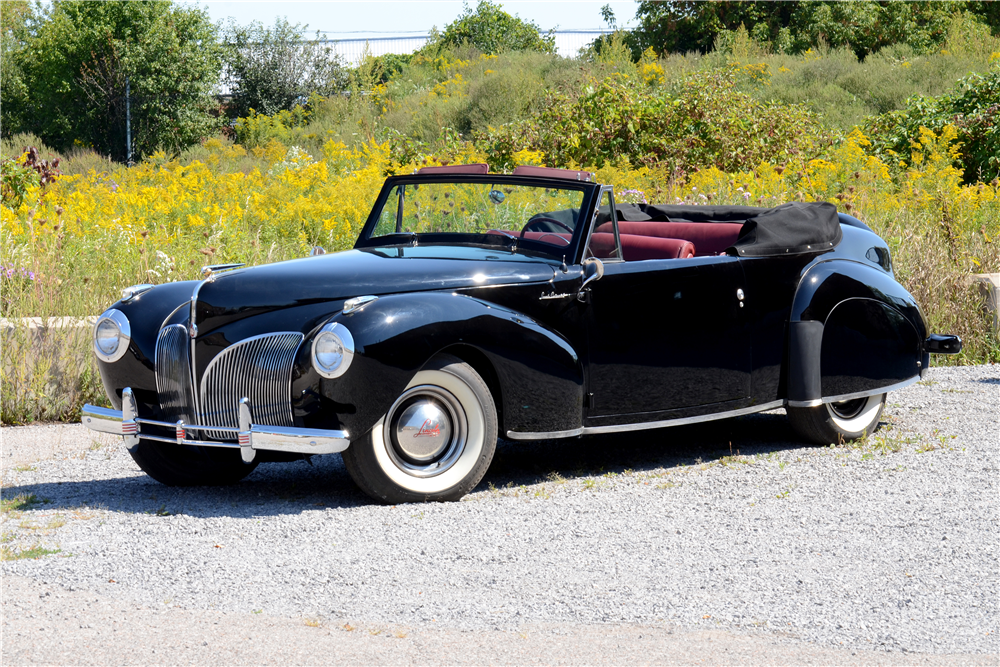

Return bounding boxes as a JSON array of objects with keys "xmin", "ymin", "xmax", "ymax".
[{"xmin": 617, "ymin": 201, "xmax": 843, "ymax": 257}]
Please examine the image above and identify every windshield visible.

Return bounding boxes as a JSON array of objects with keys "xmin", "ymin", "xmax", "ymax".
[{"xmin": 368, "ymin": 181, "xmax": 587, "ymax": 252}]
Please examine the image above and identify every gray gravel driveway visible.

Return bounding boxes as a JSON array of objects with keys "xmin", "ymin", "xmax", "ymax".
[{"xmin": 2, "ymin": 365, "xmax": 997, "ymax": 664}]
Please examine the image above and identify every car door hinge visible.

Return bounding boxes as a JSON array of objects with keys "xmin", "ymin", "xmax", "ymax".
[{"xmin": 586, "ymin": 392, "xmax": 595, "ymax": 409}]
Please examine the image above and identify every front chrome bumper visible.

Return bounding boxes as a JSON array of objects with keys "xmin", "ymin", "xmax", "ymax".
[{"xmin": 81, "ymin": 387, "xmax": 350, "ymax": 463}]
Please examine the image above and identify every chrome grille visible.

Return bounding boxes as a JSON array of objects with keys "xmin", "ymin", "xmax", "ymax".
[
  {"xmin": 155, "ymin": 324, "xmax": 196, "ymax": 424},
  {"xmin": 198, "ymin": 332, "xmax": 303, "ymax": 439}
]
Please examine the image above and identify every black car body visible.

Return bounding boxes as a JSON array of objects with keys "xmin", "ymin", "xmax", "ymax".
[{"xmin": 82, "ymin": 164, "xmax": 961, "ymax": 502}]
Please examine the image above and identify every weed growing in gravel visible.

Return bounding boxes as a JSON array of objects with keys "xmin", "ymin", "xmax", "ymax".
[
  {"xmin": 0, "ymin": 542, "xmax": 61, "ymax": 561},
  {"xmin": 545, "ymin": 471, "xmax": 566, "ymax": 485},
  {"xmin": 303, "ymin": 617, "xmax": 323, "ymax": 628},
  {"xmin": 0, "ymin": 493, "xmax": 40, "ymax": 514},
  {"xmin": 18, "ymin": 515, "xmax": 65, "ymax": 533}
]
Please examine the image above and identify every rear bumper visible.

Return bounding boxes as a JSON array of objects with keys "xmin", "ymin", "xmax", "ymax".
[{"xmin": 82, "ymin": 387, "xmax": 349, "ymax": 463}]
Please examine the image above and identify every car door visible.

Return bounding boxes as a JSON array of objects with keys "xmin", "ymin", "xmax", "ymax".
[{"xmin": 582, "ymin": 190, "xmax": 752, "ymax": 419}]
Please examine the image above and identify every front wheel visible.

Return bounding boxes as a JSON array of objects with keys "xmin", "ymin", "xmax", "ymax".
[
  {"xmin": 787, "ymin": 393, "xmax": 886, "ymax": 445},
  {"xmin": 342, "ymin": 355, "xmax": 497, "ymax": 504},
  {"xmin": 127, "ymin": 439, "xmax": 258, "ymax": 486}
]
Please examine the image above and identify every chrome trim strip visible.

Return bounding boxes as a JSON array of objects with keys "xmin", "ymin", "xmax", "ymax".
[
  {"xmin": 506, "ymin": 427, "xmax": 585, "ymax": 441},
  {"xmin": 820, "ymin": 376, "xmax": 919, "ymax": 405},
  {"xmin": 788, "ymin": 399, "xmax": 823, "ymax": 408},
  {"xmin": 788, "ymin": 376, "xmax": 920, "ymax": 408},
  {"xmin": 506, "ymin": 400, "xmax": 786, "ymax": 440},
  {"xmin": 134, "ymin": 417, "xmax": 240, "ymax": 433},
  {"xmin": 139, "ymin": 433, "xmax": 241, "ymax": 448}
]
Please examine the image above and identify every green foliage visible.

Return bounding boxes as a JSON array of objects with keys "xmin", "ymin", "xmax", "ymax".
[
  {"xmin": 221, "ymin": 18, "xmax": 348, "ymax": 119},
  {"xmin": 477, "ymin": 68, "xmax": 830, "ymax": 173},
  {"xmin": 435, "ymin": 1, "xmax": 555, "ymax": 55},
  {"xmin": 0, "ymin": 1, "xmax": 43, "ymax": 137},
  {"xmin": 633, "ymin": 1, "xmax": 991, "ymax": 58},
  {"xmin": 632, "ymin": 0, "xmax": 798, "ymax": 55},
  {"xmin": 866, "ymin": 68, "xmax": 1000, "ymax": 182},
  {"xmin": 6, "ymin": 0, "xmax": 220, "ymax": 162},
  {"xmin": 0, "ymin": 156, "xmax": 38, "ymax": 209},
  {"xmin": 233, "ymin": 105, "xmax": 313, "ymax": 149}
]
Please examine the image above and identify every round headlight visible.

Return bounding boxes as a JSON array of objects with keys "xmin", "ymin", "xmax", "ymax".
[
  {"xmin": 93, "ymin": 309, "xmax": 131, "ymax": 363},
  {"xmin": 311, "ymin": 322, "xmax": 355, "ymax": 379}
]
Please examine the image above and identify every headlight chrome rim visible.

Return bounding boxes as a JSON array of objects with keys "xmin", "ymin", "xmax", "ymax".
[
  {"xmin": 93, "ymin": 309, "xmax": 131, "ymax": 363},
  {"xmin": 311, "ymin": 322, "xmax": 355, "ymax": 379}
]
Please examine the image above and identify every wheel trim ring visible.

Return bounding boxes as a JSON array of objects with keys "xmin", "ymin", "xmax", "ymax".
[
  {"xmin": 829, "ymin": 397, "xmax": 867, "ymax": 420},
  {"xmin": 382, "ymin": 385, "xmax": 468, "ymax": 479}
]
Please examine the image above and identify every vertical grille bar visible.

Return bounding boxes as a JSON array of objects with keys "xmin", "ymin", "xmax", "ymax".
[
  {"xmin": 198, "ymin": 332, "xmax": 303, "ymax": 439},
  {"xmin": 155, "ymin": 325, "xmax": 196, "ymax": 424}
]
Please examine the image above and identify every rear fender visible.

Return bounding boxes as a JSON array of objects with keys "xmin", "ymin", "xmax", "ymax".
[
  {"xmin": 296, "ymin": 292, "xmax": 584, "ymax": 439},
  {"xmin": 787, "ymin": 260, "xmax": 926, "ymax": 406}
]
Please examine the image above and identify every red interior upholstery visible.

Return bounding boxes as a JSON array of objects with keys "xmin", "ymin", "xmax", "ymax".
[
  {"xmin": 589, "ymin": 233, "xmax": 695, "ymax": 261},
  {"xmin": 595, "ymin": 221, "xmax": 743, "ymax": 256}
]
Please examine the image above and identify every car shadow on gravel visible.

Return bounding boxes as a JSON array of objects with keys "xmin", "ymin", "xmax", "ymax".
[
  {"xmin": 481, "ymin": 411, "xmax": 812, "ymax": 490},
  {"xmin": 2, "ymin": 411, "xmax": 822, "ymax": 516}
]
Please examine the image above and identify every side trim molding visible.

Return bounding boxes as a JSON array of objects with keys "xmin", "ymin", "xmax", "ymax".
[
  {"xmin": 507, "ymin": 400, "xmax": 785, "ymax": 441},
  {"xmin": 787, "ymin": 376, "xmax": 919, "ymax": 408}
]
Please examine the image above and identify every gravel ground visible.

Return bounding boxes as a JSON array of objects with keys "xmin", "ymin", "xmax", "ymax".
[{"xmin": 2, "ymin": 364, "xmax": 997, "ymax": 664}]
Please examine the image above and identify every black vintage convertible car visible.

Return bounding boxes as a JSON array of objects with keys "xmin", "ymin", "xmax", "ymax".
[{"xmin": 82, "ymin": 164, "xmax": 961, "ymax": 503}]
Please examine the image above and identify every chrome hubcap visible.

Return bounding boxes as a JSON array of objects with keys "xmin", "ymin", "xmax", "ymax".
[
  {"xmin": 384, "ymin": 385, "xmax": 467, "ymax": 478},
  {"xmin": 393, "ymin": 399, "xmax": 453, "ymax": 462}
]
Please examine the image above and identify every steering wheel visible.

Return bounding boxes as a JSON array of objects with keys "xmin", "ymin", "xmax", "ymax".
[
  {"xmin": 520, "ymin": 217, "xmax": 574, "ymax": 238},
  {"xmin": 533, "ymin": 233, "xmax": 571, "ymax": 246}
]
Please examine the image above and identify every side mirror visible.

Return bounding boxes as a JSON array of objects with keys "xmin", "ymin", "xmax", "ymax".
[{"xmin": 578, "ymin": 258, "xmax": 604, "ymax": 302}]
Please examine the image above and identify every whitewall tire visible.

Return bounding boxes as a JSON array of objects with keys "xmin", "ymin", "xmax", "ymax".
[
  {"xmin": 342, "ymin": 354, "xmax": 497, "ymax": 503},
  {"xmin": 788, "ymin": 393, "xmax": 886, "ymax": 445}
]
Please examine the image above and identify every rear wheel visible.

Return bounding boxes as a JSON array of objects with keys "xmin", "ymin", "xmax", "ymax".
[
  {"xmin": 342, "ymin": 355, "xmax": 497, "ymax": 504},
  {"xmin": 788, "ymin": 393, "xmax": 886, "ymax": 445},
  {"xmin": 128, "ymin": 439, "xmax": 258, "ymax": 486}
]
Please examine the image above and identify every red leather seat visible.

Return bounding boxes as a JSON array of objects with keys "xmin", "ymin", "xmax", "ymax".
[
  {"xmin": 595, "ymin": 221, "xmax": 743, "ymax": 256},
  {"xmin": 589, "ymin": 233, "xmax": 695, "ymax": 261}
]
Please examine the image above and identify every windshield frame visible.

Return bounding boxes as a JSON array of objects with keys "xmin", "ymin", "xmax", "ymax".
[{"xmin": 355, "ymin": 174, "xmax": 602, "ymax": 263}]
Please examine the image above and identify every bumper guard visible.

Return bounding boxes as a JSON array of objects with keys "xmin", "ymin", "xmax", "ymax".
[{"xmin": 81, "ymin": 388, "xmax": 350, "ymax": 464}]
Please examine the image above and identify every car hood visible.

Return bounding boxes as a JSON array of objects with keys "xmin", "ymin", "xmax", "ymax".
[{"xmin": 193, "ymin": 246, "xmax": 557, "ymax": 334}]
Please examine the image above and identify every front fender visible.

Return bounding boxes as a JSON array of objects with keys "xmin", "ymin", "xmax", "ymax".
[
  {"xmin": 786, "ymin": 260, "xmax": 926, "ymax": 405},
  {"xmin": 96, "ymin": 280, "xmax": 199, "ymax": 413},
  {"xmin": 293, "ymin": 292, "xmax": 584, "ymax": 439}
]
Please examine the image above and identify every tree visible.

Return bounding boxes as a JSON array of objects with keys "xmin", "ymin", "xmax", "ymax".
[
  {"xmin": 0, "ymin": 0, "xmax": 44, "ymax": 141},
  {"xmin": 632, "ymin": 1, "xmax": 985, "ymax": 58},
  {"xmin": 437, "ymin": 1, "xmax": 555, "ymax": 55},
  {"xmin": 632, "ymin": 1, "xmax": 797, "ymax": 55},
  {"xmin": 221, "ymin": 19, "xmax": 348, "ymax": 119},
  {"xmin": 7, "ymin": 0, "xmax": 220, "ymax": 161}
]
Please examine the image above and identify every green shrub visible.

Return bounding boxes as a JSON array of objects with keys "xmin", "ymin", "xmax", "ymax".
[
  {"xmin": 477, "ymin": 67, "xmax": 832, "ymax": 173},
  {"xmin": 866, "ymin": 67, "xmax": 1000, "ymax": 182}
]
